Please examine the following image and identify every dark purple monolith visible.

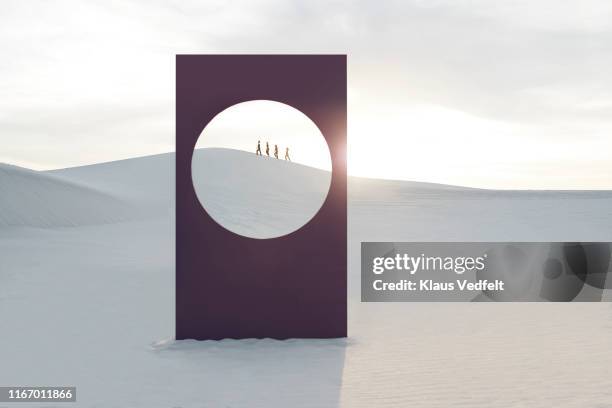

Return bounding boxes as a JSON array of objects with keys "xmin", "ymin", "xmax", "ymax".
[{"xmin": 176, "ymin": 55, "xmax": 347, "ymax": 339}]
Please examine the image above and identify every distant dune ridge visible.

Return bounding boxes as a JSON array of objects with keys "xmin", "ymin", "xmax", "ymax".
[
  {"xmin": 0, "ymin": 163, "xmax": 136, "ymax": 228},
  {"xmin": 2, "ymin": 148, "xmax": 612, "ymax": 238}
]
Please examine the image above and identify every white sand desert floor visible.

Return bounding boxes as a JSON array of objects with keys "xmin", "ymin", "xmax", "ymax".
[{"xmin": 1, "ymin": 149, "xmax": 612, "ymax": 407}]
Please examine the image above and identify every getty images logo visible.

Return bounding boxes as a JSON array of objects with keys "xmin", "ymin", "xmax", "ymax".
[{"xmin": 372, "ymin": 253, "xmax": 488, "ymax": 275}]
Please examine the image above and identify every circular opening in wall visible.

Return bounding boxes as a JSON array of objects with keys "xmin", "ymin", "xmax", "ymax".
[{"xmin": 192, "ymin": 100, "xmax": 332, "ymax": 239}]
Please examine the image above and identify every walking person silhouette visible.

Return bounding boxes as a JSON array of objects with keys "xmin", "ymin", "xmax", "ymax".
[
  {"xmin": 274, "ymin": 144, "xmax": 279, "ymax": 159},
  {"xmin": 284, "ymin": 147, "xmax": 291, "ymax": 161},
  {"xmin": 265, "ymin": 142, "xmax": 270, "ymax": 156},
  {"xmin": 256, "ymin": 140, "xmax": 262, "ymax": 156}
]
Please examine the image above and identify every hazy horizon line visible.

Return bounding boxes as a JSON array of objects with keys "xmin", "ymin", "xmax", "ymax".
[{"xmin": 2, "ymin": 147, "xmax": 612, "ymax": 192}]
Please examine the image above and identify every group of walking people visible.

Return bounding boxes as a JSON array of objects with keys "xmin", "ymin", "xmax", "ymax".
[{"xmin": 255, "ymin": 140, "xmax": 291, "ymax": 161}]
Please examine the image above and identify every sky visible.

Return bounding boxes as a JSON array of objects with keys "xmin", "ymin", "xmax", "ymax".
[
  {"xmin": 195, "ymin": 100, "xmax": 332, "ymax": 170},
  {"xmin": 1, "ymin": 0, "xmax": 611, "ymax": 189}
]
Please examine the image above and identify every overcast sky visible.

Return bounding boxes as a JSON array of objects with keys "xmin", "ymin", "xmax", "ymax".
[
  {"xmin": 195, "ymin": 100, "xmax": 332, "ymax": 170},
  {"xmin": 1, "ymin": 0, "xmax": 611, "ymax": 188}
]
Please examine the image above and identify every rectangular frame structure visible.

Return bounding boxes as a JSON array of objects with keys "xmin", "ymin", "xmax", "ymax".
[{"xmin": 176, "ymin": 55, "xmax": 347, "ymax": 339}]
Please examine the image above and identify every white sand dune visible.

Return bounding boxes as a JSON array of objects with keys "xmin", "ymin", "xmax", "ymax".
[
  {"xmin": 0, "ymin": 163, "xmax": 137, "ymax": 228},
  {"xmin": 43, "ymin": 148, "xmax": 612, "ymax": 241},
  {"xmin": 2, "ymin": 149, "xmax": 612, "ymax": 407},
  {"xmin": 49, "ymin": 152, "xmax": 175, "ymax": 214},
  {"xmin": 191, "ymin": 148, "xmax": 331, "ymax": 238}
]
